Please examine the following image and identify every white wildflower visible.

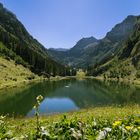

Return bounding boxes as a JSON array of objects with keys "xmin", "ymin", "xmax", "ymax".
[
  {"xmin": 40, "ymin": 126, "xmax": 50, "ymax": 136},
  {"xmin": 41, "ymin": 126, "xmax": 45, "ymax": 131},
  {"xmin": 0, "ymin": 120, "xmax": 4, "ymax": 124},
  {"xmin": 104, "ymin": 127, "xmax": 112, "ymax": 132},
  {"xmin": 96, "ymin": 130, "xmax": 107, "ymax": 140},
  {"xmin": 133, "ymin": 128, "xmax": 137, "ymax": 133},
  {"xmin": 70, "ymin": 128, "xmax": 75, "ymax": 132},
  {"xmin": 71, "ymin": 128, "xmax": 82, "ymax": 139},
  {"xmin": 0, "ymin": 115, "xmax": 5, "ymax": 119}
]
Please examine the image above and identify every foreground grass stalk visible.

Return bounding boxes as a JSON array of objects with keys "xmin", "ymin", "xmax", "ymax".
[{"xmin": 33, "ymin": 95, "xmax": 43, "ymax": 137}]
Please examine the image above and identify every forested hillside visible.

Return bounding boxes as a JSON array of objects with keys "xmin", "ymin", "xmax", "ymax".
[
  {"xmin": 87, "ymin": 16, "xmax": 140, "ymax": 81},
  {"xmin": 0, "ymin": 3, "xmax": 75, "ymax": 77}
]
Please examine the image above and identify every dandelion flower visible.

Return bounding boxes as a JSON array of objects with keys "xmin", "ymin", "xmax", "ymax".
[
  {"xmin": 112, "ymin": 121, "xmax": 121, "ymax": 127},
  {"xmin": 137, "ymin": 126, "xmax": 140, "ymax": 130},
  {"xmin": 125, "ymin": 126, "xmax": 133, "ymax": 130}
]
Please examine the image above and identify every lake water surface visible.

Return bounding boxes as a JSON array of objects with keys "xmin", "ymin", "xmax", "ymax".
[{"xmin": 0, "ymin": 78, "xmax": 140, "ymax": 117}]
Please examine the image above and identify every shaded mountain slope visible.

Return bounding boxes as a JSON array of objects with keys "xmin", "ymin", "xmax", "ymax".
[
  {"xmin": 0, "ymin": 3, "xmax": 72, "ymax": 77},
  {"xmin": 48, "ymin": 16, "xmax": 137, "ymax": 69},
  {"xmin": 88, "ymin": 16, "xmax": 140, "ymax": 81}
]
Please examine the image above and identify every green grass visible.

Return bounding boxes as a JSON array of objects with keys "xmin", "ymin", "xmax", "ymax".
[
  {"xmin": 1, "ymin": 105, "xmax": 140, "ymax": 139},
  {"xmin": 0, "ymin": 57, "xmax": 39, "ymax": 89}
]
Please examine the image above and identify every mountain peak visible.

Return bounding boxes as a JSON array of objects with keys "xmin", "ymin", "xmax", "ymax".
[
  {"xmin": 126, "ymin": 15, "xmax": 137, "ymax": 20},
  {"xmin": 106, "ymin": 15, "xmax": 137, "ymax": 42},
  {"xmin": 77, "ymin": 36, "xmax": 97, "ymax": 43},
  {"xmin": 72, "ymin": 36, "xmax": 98, "ymax": 50},
  {"xmin": 0, "ymin": 3, "xmax": 3, "ymax": 8}
]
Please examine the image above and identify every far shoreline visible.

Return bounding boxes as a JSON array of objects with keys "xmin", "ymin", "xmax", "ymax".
[{"xmin": 1, "ymin": 75, "xmax": 140, "ymax": 91}]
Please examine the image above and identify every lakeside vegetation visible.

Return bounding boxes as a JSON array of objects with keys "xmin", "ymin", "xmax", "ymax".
[
  {"xmin": 0, "ymin": 56, "xmax": 40, "ymax": 90},
  {"xmin": 0, "ymin": 104, "xmax": 140, "ymax": 139}
]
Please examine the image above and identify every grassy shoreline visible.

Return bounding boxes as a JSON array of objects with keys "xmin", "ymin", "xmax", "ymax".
[
  {"xmin": 0, "ymin": 76, "xmax": 73, "ymax": 90},
  {"xmin": 1, "ymin": 67, "xmax": 140, "ymax": 90},
  {"xmin": 1, "ymin": 105, "xmax": 140, "ymax": 138},
  {"xmin": 25, "ymin": 104, "xmax": 140, "ymax": 121},
  {"xmin": 93, "ymin": 76, "xmax": 140, "ymax": 86},
  {"xmin": 0, "ymin": 77, "xmax": 42, "ymax": 90}
]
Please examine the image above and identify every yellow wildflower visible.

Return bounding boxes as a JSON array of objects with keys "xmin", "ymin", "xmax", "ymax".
[
  {"xmin": 137, "ymin": 126, "xmax": 140, "ymax": 130},
  {"xmin": 125, "ymin": 126, "xmax": 133, "ymax": 130},
  {"xmin": 112, "ymin": 121, "xmax": 121, "ymax": 127}
]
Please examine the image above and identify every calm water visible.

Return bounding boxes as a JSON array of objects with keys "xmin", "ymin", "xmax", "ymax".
[{"xmin": 0, "ymin": 78, "xmax": 140, "ymax": 117}]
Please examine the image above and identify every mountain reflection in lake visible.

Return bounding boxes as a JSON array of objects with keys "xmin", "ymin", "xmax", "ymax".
[{"xmin": 0, "ymin": 78, "xmax": 140, "ymax": 117}]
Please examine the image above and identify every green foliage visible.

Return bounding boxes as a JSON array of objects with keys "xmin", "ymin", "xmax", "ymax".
[
  {"xmin": 136, "ymin": 70, "xmax": 140, "ymax": 78},
  {"xmin": 26, "ymin": 74, "xmax": 35, "ymax": 80},
  {"xmin": 0, "ymin": 42, "xmax": 29, "ymax": 68},
  {"xmin": 0, "ymin": 92, "xmax": 139, "ymax": 139},
  {"xmin": 0, "ymin": 116, "xmax": 7, "ymax": 138},
  {"xmin": 1, "ymin": 113, "xmax": 140, "ymax": 139},
  {"xmin": 33, "ymin": 95, "xmax": 44, "ymax": 138}
]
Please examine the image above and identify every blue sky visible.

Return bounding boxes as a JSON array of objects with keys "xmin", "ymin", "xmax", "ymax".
[{"xmin": 0, "ymin": 0, "xmax": 140, "ymax": 49}]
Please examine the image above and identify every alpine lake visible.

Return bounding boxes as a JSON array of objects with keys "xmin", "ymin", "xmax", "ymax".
[{"xmin": 0, "ymin": 78, "xmax": 140, "ymax": 117}]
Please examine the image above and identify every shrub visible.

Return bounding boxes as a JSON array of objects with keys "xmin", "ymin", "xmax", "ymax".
[
  {"xmin": 12, "ymin": 78, "xmax": 17, "ymax": 81},
  {"xmin": 136, "ymin": 70, "xmax": 140, "ymax": 78},
  {"xmin": 26, "ymin": 74, "xmax": 35, "ymax": 80}
]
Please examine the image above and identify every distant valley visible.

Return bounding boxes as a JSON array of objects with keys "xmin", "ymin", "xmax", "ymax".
[
  {"xmin": 48, "ymin": 15, "xmax": 137, "ymax": 68},
  {"xmin": 48, "ymin": 15, "xmax": 140, "ymax": 81}
]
